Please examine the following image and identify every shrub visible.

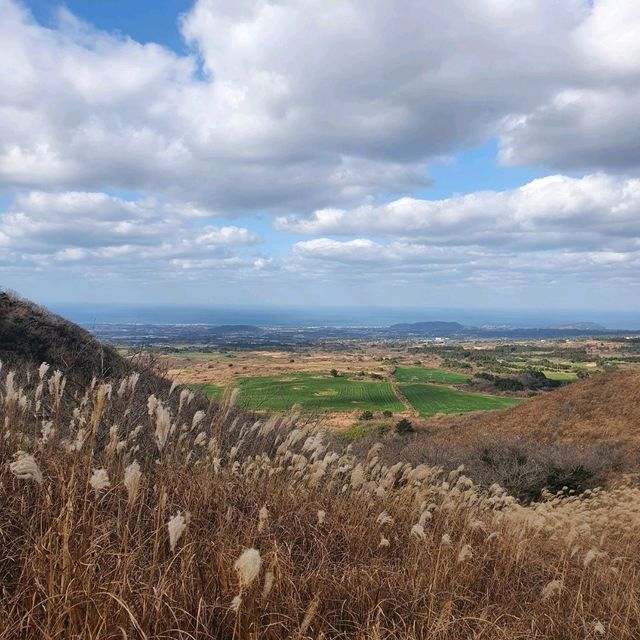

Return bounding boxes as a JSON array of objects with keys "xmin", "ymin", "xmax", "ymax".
[
  {"xmin": 360, "ymin": 410, "xmax": 374, "ymax": 420},
  {"xmin": 394, "ymin": 418, "xmax": 415, "ymax": 435},
  {"xmin": 494, "ymin": 377, "xmax": 525, "ymax": 392},
  {"xmin": 378, "ymin": 431, "xmax": 625, "ymax": 503},
  {"xmin": 545, "ymin": 464, "xmax": 593, "ymax": 494}
]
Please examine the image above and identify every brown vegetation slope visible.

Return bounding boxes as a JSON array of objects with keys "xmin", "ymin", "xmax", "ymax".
[
  {"xmin": 0, "ymin": 291, "xmax": 127, "ymax": 387},
  {"xmin": 1, "ymin": 361, "xmax": 639, "ymax": 639},
  {"xmin": 437, "ymin": 369, "xmax": 640, "ymax": 446},
  {"xmin": 361, "ymin": 370, "xmax": 640, "ymax": 501},
  {"xmin": 0, "ymin": 297, "xmax": 638, "ymax": 637}
]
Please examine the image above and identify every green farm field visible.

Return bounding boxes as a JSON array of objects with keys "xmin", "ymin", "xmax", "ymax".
[
  {"xmin": 187, "ymin": 383, "xmax": 225, "ymax": 399},
  {"xmin": 395, "ymin": 366, "xmax": 471, "ymax": 384},
  {"xmin": 399, "ymin": 383, "xmax": 523, "ymax": 417},
  {"xmin": 235, "ymin": 372, "xmax": 404, "ymax": 413},
  {"xmin": 187, "ymin": 368, "xmax": 526, "ymax": 417}
]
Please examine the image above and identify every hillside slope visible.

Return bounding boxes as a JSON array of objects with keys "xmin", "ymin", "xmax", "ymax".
[
  {"xmin": 367, "ymin": 369, "xmax": 640, "ymax": 499},
  {"xmin": 433, "ymin": 368, "xmax": 640, "ymax": 446},
  {"xmin": 0, "ymin": 291, "xmax": 127, "ymax": 386},
  {"xmin": 1, "ymin": 355, "xmax": 639, "ymax": 639}
]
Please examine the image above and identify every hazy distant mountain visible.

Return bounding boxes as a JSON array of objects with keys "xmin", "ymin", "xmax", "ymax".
[
  {"xmin": 388, "ymin": 321, "xmax": 467, "ymax": 336},
  {"xmin": 547, "ymin": 322, "xmax": 607, "ymax": 331},
  {"xmin": 386, "ymin": 319, "xmax": 633, "ymax": 340}
]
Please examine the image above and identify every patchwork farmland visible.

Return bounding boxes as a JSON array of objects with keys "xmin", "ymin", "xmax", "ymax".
[
  {"xmin": 394, "ymin": 366, "xmax": 471, "ymax": 384},
  {"xmin": 234, "ymin": 372, "xmax": 405, "ymax": 413},
  {"xmin": 189, "ymin": 365, "xmax": 524, "ymax": 419},
  {"xmin": 161, "ymin": 340, "xmax": 630, "ymax": 426},
  {"xmin": 398, "ymin": 382, "xmax": 523, "ymax": 417}
]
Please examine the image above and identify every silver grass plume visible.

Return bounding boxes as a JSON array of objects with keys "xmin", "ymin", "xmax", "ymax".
[
  {"xmin": 261, "ymin": 570, "xmax": 275, "ymax": 600},
  {"xmin": 234, "ymin": 548, "xmax": 262, "ymax": 590},
  {"xmin": 541, "ymin": 579, "xmax": 563, "ymax": 600},
  {"xmin": 258, "ymin": 505, "xmax": 269, "ymax": 533},
  {"xmin": 10, "ymin": 451, "xmax": 43, "ymax": 484},
  {"xmin": 124, "ymin": 460, "xmax": 142, "ymax": 504},
  {"xmin": 168, "ymin": 511, "xmax": 188, "ymax": 552},
  {"xmin": 89, "ymin": 468, "xmax": 110, "ymax": 494}
]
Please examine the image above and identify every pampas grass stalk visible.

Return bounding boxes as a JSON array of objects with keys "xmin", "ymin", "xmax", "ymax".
[
  {"xmin": 9, "ymin": 450, "xmax": 43, "ymax": 484},
  {"xmin": 168, "ymin": 511, "xmax": 187, "ymax": 552}
]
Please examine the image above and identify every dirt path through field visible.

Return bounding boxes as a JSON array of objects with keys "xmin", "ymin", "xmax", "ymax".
[{"xmin": 390, "ymin": 378, "xmax": 419, "ymax": 417}]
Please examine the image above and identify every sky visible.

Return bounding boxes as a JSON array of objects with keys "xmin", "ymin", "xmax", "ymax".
[{"xmin": 1, "ymin": 0, "xmax": 640, "ymax": 312}]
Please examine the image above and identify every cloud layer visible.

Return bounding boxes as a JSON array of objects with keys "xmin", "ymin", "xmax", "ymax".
[
  {"xmin": 0, "ymin": 191, "xmax": 263, "ymax": 280},
  {"xmin": 2, "ymin": 0, "xmax": 640, "ymax": 212},
  {"xmin": 281, "ymin": 173, "xmax": 640, "ymax": 298},
  {"xmin": 278, "ymin": 174, "xmax": 640, "ymax": 251},
  {"xmin": 1, "ymin": 0, "xmax": 639, "ymax": 306}
]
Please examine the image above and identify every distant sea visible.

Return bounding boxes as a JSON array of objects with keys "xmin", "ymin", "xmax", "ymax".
[{"xmin": 48, "ymin": 304, "xmax": 640, "ymax": 331}]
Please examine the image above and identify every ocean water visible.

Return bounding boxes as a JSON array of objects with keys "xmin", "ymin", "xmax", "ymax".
[{"xmin": 48, "ymin": 303, "xmax": 640, "ymax": 330}]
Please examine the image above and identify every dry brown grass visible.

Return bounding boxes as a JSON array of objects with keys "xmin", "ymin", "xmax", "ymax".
[
  {"xmin": 1, "ymin": 362, "xmax": 639, "ymax": 639},
  {"xmin": 428, "ymin": 369, "xmax": 640, "ymax": 449},
  {"xmin": 162, "ymin": 346, "xmax": 443, "ymax": 389}
]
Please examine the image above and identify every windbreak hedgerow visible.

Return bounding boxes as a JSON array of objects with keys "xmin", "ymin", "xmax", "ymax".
[{"xmin": 0, "ymin": 363, "xmax": 639, "ymax": 639}]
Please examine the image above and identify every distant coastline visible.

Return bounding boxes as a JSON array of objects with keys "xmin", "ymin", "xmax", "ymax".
[{"xmin": 47, "ymin": 303, "xmax": 640, "ymax": 331}]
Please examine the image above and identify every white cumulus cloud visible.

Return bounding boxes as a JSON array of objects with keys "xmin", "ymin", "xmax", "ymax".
[
  {"xmin": 278, "ymin": 174, "xmax": 640, "ymax": 252},
  {"xmin": 3, "ymin": 0, "xmax": 639, "ymax": 214},
  {"xmin": 0, "ymin": 190, "xmax": 263, "ymax": 276},
  {"xmin": 1, "ymin": 0, "xmax": 640, "ymax": 305}
]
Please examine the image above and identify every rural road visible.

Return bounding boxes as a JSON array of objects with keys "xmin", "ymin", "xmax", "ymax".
[{"xmin": 390, "ymin": 377, "xmax": 420, "ymax": 418}]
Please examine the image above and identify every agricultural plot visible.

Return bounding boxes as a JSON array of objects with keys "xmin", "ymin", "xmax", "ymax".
[
  {"xmin": 541, "ymin": 370, "xmax": 579, "ymax": 381},
  {"xmin": 395, "ymin": 366, "xmax": 471, "ymax": 385},
  {"xmin": 235, "ymin": 372, "xmax": 404, "ymax": 413},
  {"xmin": 399, "ymin": 383, "xmax": 523, "ymax": 417},
  {"xmin": 188, "ymin": 383, "xmax": 224, "ymax": 399}
]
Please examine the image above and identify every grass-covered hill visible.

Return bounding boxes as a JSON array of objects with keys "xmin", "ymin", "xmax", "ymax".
[
  {"xmin": 435, "ymin": 368, "xmax": 640, "ymax": 447},
  {"xmin": 2, "ymin": 354, "xmax": 639, "ymax": 639},
  {"xmin": 362, "ymin": 369, "xmax": 640, "ymax": 501},
  {"xmin": 0, "ymin": 290, "xmax": 127, "ymax": 387}
]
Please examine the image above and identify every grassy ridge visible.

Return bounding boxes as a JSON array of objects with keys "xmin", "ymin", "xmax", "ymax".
[
  {"xmin": 399, "ymin": 383, "xmax": 523, "ymax": 417},
  {"xmin": 395, "ymin": 366, "xmax": 471, "ymax": 384},
  {"xmin": 236, "ymin": 372, "xmax": 404, "ymax": 412}
]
